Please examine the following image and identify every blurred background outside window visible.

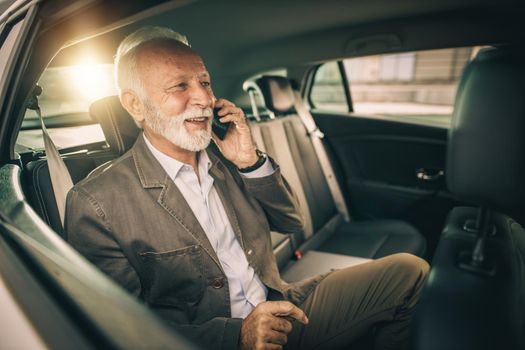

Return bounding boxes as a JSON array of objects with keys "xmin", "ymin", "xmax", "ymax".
[
  {"xmin": 17, "ymin": 62, "xmax": 116, "ymax": 151},
  {"xmin": 311, "ymin": 46, "xmax": 484, "ymax": 127}
]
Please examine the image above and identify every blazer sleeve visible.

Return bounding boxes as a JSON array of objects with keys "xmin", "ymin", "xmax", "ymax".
[
  {"xmin": 65, "ymin": 187, "xmax": 243, "ymax": 350},
  {"xmin": 241, "ymin": 162, "xmax": 305, "ymax": 235}
]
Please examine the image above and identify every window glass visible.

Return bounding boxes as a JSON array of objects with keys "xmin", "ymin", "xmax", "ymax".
[
  {"xmin": 311, "ymin": 47, "xmax": 482, "ymax": 127},
  {"xmin": 17, "ymin": 63, "xmax": 117, "ymax": 151},
  {"xmin": 25, "ymin": 64, "xmax": 116, "ymax": 119},
  {"xmin": 310, "ymin": 61, "xmax": 347, "ymax": 112},
  {"xmin": 16, "ymin": 125, "xmax": 106, "ymax": 151}
]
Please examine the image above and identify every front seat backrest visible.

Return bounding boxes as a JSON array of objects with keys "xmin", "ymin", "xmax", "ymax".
[
  {"xmin": 447, "ymin": 47, "xmax": 525, "ymax": 222},
  {"xmin": 414, "ymin": 46, "xmax": 525, "ymax": 350},
  {"xmin": 90, "ymin": 96, "xmax": 140, "ymax": 156}
]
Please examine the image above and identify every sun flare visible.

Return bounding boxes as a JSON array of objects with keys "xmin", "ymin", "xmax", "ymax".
[{"xmin": 68, "ymin": 63, "xmax": 115, "ymax": 102}]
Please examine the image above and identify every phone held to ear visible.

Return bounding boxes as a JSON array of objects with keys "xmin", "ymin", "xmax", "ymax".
[{"xmin": 212, "ymin": 107, "xmax": 231, "ymax": 140}]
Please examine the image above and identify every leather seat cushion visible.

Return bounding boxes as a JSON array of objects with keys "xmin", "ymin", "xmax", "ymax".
[
  {"xmin": 281, "ymin": 250, "xmax": 371, "ymax": 283},
  {"xmin": 318, "ymin": 220, "xmax": 426, "ymax": 259}
]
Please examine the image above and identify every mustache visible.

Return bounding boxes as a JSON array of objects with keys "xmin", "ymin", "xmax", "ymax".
[{"xmin": 181, "ymin": 108, "xmax": 213, "ymax": 120}]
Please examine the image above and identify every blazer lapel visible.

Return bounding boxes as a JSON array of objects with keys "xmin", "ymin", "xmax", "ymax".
[
  {"xmin": 131, "ymin": 135, "xmax": 222, "ymax": 271},
  {"xmin": 207, "ymin": 149, "xmax": 245, "ymax": 249}
]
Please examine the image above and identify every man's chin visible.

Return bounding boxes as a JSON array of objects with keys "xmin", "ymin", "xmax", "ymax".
[{"xmin": 171, "ymin": 132, "xmax": 211, "ymax": 152}]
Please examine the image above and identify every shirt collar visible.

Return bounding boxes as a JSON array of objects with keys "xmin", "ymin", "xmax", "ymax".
[{"xmin": 143, "ymin": 133, "xmax": 212, "ymax": 181}]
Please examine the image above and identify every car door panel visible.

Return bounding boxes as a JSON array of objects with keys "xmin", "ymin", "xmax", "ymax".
[{"xmin": 314, "ymin": 112, "xmax": 460, "ymax": 254}]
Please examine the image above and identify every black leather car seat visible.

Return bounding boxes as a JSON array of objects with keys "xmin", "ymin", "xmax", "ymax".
[
  {"xmin": 89, "ymin": 97, "xmax": 141, "ymax": 157},
  {"xmin": 414, "ymin": 46, "xmax": 525, "ymax": 350},
  {"xmin": 24, "ymin": 149, "xmax": 113, "ymax": 237}
]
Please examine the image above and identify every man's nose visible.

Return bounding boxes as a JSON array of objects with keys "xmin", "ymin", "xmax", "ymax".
[{"xmin": 189, "ymin": 82, "xmax": 213, "ymax": 108}]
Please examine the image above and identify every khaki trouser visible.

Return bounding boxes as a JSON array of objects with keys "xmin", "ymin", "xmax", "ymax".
[{"xmin": 286, "ymin": 253, "xmax": 430, "ymax": 350}]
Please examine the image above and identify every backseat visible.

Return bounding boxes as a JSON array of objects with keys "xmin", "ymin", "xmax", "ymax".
[
  {"xmin": 23, "ymin": 97, "xmax": 140, "ymax": 237},
  {"xmin": 88, "ymin": 88, "xmax": 424, "ymax": 278},
  {"xmin": 24, "ymin": 84, "xmax": 425, "ymax": 281},
  {"xmin": 247, "ymin": 76, "xmax": 426, "ymax": 279},
  {"xmin": 25, "ymin": 151, "xmax": 114, "ymax": 237}
]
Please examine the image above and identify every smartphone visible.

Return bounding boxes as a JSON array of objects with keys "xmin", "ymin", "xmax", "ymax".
[{"xmin": 212, "ymin": 107, "xmax": 231, "ymax": 140}]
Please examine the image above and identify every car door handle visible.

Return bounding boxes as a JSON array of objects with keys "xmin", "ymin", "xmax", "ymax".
[{"xmin": 416, "ymin": 168, "xmax": 444, "ymax": 181}]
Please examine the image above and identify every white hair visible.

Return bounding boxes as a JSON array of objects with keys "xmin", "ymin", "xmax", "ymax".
[{"xmin": 114, "ymin": 26, "xmax": 190, "ymax": 127}]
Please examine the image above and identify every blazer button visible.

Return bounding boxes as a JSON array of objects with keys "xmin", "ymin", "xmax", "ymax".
[
  {"xmin": 212, "ymin": 278, "xmax": 223, "ymax": 289},
  {"xmin": 247, "ymin": 249, "xmax": 253, "ymax": 255}
]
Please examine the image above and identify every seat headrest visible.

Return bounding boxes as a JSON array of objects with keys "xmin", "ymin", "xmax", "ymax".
[
  {"xmin": 90, "ymin": 96, "xmax": 140, "ymax": 156},
  {"xmin": 447, "ymin": 46, "xmax": 525, "ymax": 216},
  {"xmin": 254, "ymin": 75, "xmax": 296, "ymax": 116}
]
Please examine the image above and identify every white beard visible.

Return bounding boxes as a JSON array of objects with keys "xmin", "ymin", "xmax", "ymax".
[{"xmin": 142, "ymin": 99, "xmax": 212, "ymax": 152}]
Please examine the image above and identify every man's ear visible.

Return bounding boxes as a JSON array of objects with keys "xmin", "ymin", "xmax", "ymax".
[{"xmin": 120, "ymin": 90, "xmax": 145, "ymax": 125}]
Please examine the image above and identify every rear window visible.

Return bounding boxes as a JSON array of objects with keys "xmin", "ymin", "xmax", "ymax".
[
  {"xmin": 310, "ymin": 46, "xmax": 485, "ymax": 128},
  {"xmin": 16, "ymin": 63, "xmax": 116, "ymax": 151}
]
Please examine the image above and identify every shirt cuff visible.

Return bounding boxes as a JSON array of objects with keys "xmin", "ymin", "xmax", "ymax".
[{"xmin": 239, "ymin": 157, "xmax": 275, "ymax": 178}]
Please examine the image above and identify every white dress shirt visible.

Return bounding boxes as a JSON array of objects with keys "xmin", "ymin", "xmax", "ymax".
[{"xmin": 143, "ymin": 134, "xmax": 273, "ymax": 318}]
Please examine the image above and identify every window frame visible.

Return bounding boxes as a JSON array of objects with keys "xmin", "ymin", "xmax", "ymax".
[
  {"xmin": 0, "ymin": 2, "xmax": 40, "ymax": 163},
  {"xmin": 337, "ymin": 60, "xmax": 353, "ymax": 113}
]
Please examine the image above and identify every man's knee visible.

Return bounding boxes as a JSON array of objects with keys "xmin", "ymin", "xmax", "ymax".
[
  {"xmin": 385, "ymin": 252, "xmax": 429, "ymax": 280},
  {"xmin": 382, "ymin": 253, "xmax": 430, "ymax": 305}
]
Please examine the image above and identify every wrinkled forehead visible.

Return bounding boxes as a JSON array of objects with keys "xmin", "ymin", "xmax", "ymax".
[{"xmin": 135, "ymin": 39, "xmax": 206, "ymax": 71}]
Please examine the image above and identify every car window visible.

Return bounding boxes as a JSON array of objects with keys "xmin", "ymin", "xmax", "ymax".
[
  {"xmin": 16, "ymin": 63, "xmax": 116, "ymax": 151},
  {"xmin": 310, "ymin": 61, "xmax": 347, "ymax": 112},
  {"xmin": 310, "ymin": 47, "xmax": 484, "ymax": 128}
]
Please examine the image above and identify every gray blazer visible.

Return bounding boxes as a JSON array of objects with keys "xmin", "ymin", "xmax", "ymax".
[{"xmin": 65, "ymin": 135, "xmax": 326, "ymax": 349}]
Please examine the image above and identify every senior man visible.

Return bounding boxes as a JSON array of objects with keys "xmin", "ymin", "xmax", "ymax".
[{"xmin": 66, "ymin": 26, "xmax": 429, "ymax": 350}]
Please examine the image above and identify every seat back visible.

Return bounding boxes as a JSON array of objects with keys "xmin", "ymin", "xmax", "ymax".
[
  {"xmin": 249, "ymin": 76, "xmax": 341, "ymax": 247},
  {"xmin": 24, "ymin": 96, "xmax": 138, "ymax": 237},
  {"xmin": 25, "ymin": 152, "xmax": 114, "ymax": 237},
  {"xmin": 414, "ymin": 47, "xmax": 525, "ymax": 350},
  {"xmin": 89, "ymin": 96, "xmax": 140, "ymax": 157}
]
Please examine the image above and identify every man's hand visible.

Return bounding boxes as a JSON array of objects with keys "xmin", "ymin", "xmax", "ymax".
[
  {"xmin": 239, "ymin": 301, "xmax": 309, "ymax": 350},
  {"xmin": 212, "ymin": 98, "xmax": 259, "ymax": 169}
]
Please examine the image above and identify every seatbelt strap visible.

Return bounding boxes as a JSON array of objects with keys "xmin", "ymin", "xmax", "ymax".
[
  {"xmin": 292, "ymin": 90, "xmax": 350, "ymax": 222},
  {"xmin": 31, "ymin": 86, "xmax": 73, "ymax": 227}
]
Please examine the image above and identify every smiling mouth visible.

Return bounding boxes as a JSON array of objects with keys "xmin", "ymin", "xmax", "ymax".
[{"xmin": 185, "ymin": 117, "xmax": 209, "ymax": 123}]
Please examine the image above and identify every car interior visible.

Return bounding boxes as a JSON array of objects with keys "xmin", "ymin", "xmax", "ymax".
[{"xmin": 1, "ymin": 0, "xmax": 524, "ymax": 349}]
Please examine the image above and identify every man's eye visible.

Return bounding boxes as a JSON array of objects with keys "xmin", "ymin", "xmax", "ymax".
[
  {"xmin": 201, "ymin": 81, "xmax": 211, "ymax": 88},
  {"xmin": 167, "ymin": 83, "xmax": 187, "ymax": 91}
]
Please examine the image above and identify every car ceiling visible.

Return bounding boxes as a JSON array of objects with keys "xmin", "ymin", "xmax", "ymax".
[
  {"xmin": 43, "ymin": 0, "xmax": 524, "ymax": 98},
  {"xmin": 25, "ymin": 0, "xmax": 525, "ymax": 102}
]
